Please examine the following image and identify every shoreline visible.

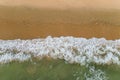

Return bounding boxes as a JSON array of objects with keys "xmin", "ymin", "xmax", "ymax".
[{"xmin": 0, "ymin": 36, "xmax": 120, "ymax": 65}]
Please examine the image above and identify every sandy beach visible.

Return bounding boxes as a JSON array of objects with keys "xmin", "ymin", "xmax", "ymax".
[
  {"xmin": 0, "ymin": 6, "xmax": 120, "ymax": 40},
  {"xmin": 0, "ymin": 0, "xmax": 120, "ymax": 40},
  {"xmin": 0, "ymin": 1, "xmax": 120, "ymax": 80}
]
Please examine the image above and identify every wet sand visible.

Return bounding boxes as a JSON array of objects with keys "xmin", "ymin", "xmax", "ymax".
[
  {"xmin": 0, "ymin": 5, "xmax": 120, "ymax": 80},
  {"xmin": 0, "ymin": 6, "xmax": 120, "ymax": 40}
]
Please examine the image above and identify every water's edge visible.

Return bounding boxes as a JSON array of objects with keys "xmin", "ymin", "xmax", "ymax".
[{"xmin": 0, "ymin": 36, "xmax": 120, "ymax": 80}]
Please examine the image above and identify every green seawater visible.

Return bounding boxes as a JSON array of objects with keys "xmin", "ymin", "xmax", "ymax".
[{"xmin": 0, "ymin": 58, "xmax": 120, "ymax": 80}]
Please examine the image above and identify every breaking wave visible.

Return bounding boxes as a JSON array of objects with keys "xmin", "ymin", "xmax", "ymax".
[{"xmin": 0, "ymin": 36, "xmax": 120, "ymax": 65}]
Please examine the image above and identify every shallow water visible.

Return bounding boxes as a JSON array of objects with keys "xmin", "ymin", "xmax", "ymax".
[
  {"xmin": 0, "ymin": 59, "xmax": 120, "ymax": 80},
  {"xmin": 0, "ymin": 37, "xmax": 120, "ymax": 80}
]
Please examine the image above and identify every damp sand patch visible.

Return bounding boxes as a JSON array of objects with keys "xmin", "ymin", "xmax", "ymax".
[{"xmin": 0, "ymin": 36, "xmax": 120, "ymax": 80}]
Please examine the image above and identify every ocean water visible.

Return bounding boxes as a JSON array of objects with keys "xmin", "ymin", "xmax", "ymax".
[{"xmin": 0, "ymin": 36, "xmax": 120, "ymax": 80}]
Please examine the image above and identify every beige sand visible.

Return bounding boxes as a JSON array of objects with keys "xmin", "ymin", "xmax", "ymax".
[{"xmin": 0, "ymin": 0, "xmax": 120, "ymax": 9}]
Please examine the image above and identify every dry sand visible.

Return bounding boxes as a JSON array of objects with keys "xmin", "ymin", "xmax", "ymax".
[{"xmin": 0, "ymin": 0, "xmax": 120, "ymax": 9}]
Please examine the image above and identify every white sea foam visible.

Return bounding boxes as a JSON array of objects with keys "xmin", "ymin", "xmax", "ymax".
[
  {"xmin": 84, "ymin": 66, "xmax": 108, "ymax": 80},
  {"xmin": 0, "ymin": 36, "xmax": 120, "ymax": 65}
]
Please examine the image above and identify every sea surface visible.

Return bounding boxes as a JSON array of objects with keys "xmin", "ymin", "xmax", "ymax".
[{"xmin": 0, "ymin": 37, "xmax": 120, "ymax": 80}]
